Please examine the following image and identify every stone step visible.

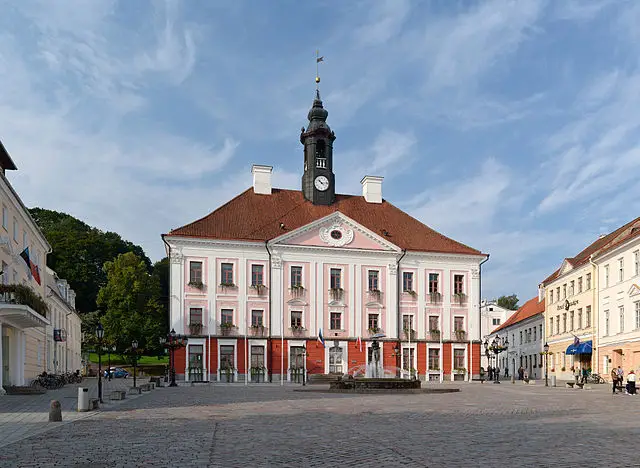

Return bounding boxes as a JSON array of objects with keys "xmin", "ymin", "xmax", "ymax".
[{"xmin": 3, "ymin": 386, "xmax": 46, "ymax": 395}]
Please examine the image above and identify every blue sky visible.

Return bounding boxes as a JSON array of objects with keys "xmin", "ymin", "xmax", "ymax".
[{"xmin": 0, "ymin": 0, "xmax": 638, "ymax": 304}]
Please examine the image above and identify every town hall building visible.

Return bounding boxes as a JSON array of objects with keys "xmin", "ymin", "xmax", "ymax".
[{"xmin": 162, "ymin": 89, "xmax": 488, "ymax": 383}]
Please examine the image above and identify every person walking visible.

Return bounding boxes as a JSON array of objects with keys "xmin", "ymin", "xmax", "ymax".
[
  {"xmin": 611, "ymin": 367, "xmax": 618, "ymax": 394},
  {"xmin": 573, "ymin": 366, "xmax": 580, "ymax": 384},
  {"xmin": 617, "ymin": 366, "xmax": 625, "ymax": 392},
  {"xmin": 627, "ymin": 370, "xmax": 636, "ymax": 395}
]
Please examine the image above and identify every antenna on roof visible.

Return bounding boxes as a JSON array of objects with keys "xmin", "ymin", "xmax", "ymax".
[{"xmin": 279, "ymin": 222, "xmax": 286, "ymax": 230}]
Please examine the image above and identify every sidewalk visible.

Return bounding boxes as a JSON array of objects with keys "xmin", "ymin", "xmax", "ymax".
[{"xmin": 0, "ymin": 377, "xmax": 152, "ymax": 449}]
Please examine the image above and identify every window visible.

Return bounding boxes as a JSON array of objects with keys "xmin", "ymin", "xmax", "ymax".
[
  {"xmin": 251, "ymin": 310, "xmax": 263, "ymax": 327},
  {"xmin": 569, "ymin": 281, "xmax": 574, "ymax": 296},
  {"xmin": 453, "ymin": 349, "xmax": 465, "ymax": 370},
  {"xmin": 453, "ymin": 316, "xmax": 464, "ymax": 332},
  {"xmin": 605, "ymin": 310, "xmax": 610, "ymax": 336},
  {"xmin": 316, "ymin": 157, "xmax": 326, "ymax": 168},
  {"xmin": 454, "ymin": 275, "xmax": 464, "ymax": 295},
  {"xmin": 1, "ymin": 206, "xmax": 6, "ymax": 230},
  {"xmin": 533, "ymin": 327, "xmax": 537, "ymax": 341},
  {"xmin": 562, "ymin": 313, "xmax": 567, "ymax": 333},
  {"xmin": 251, "ymin": 345, "xmax": 265, "ymax": 370},
  {"xmin": 577, "ymin": 277, "xmax": 582, "ymax": 293},
  {"xmin": 189, "ymin": 307, "xmax": 203, "ymax": 325},
  {"xmin": 220, "ymin": 345, "xmax": 234, "ymax": 370},
  {"xmin": 604, "ymin": 265, "xmax": 609, "ymax": 288},
  {"xmin": 330, "ymin": 268, "xmax": 341, "ymax": 289},
  {"xmin": 550, "ymin": 290, "xmax": 554, "ymax": 303},
  {"xmin": 519, "ymin": 331, "xmax": 523, "ymax": 345},
  {"xmin": 619, "ymin": 306, "xmax": 625, "ymax": 333},
  {"xmin": 402, "ymin": 348, "xmax": 415, "ymax": 371},
  {"xmin": 586, "ymin": 306, "xmax": 591, "ymax": 328},
  {"xmin": 329, "ymin": 346, "xmax": 343, "ymax": 373},
  {"xmin": 555, "ymin": 315, "xmax": 560, "ymax": 335},
  {"xmin": 291, "ymin": 311, "xmax": 303, "ymax": 328},
  {"xmin": 578, "ymin": 308, "xmax": 583, "ymax": 329},
  {"xmin": 428, "ymin": 316, "xmax": 439, "ymax": 332},
  {"xmin": 549, "ymin": 318, "xmax": 554, "ymax": 335},
  {"xmin": 569, "ymin": 311, "xmax": 574, "ymax": 331},
  {"xmin": 619, "ymin": 258, "xmax": 624, "ymax": 283},
  {"xmin": 635, "ymin": 251, "xmax": 640, "ymax": 277},
  {"xmin": 221, "ymin": 309, "xmax": 233, "ymax": 325},
  {"xmin": 330, "ymin": 312, "xmax": 341, "ymax": 330},
  {"xmin": 428, "ymin": 348, "xmax": 440, "ymax": 370},
  {"xmin": 12, "ymin": 218, "xmax": 17, "ymax": 242},
  {"xmin": 22, "ymin": 230, "xmax": 27, "ymax": 249},
  {"xmin": 251, "ymin": 265, "xmax": 264, "ymax": 286},
  {"xmin": 291, "ymin": 266, "xmax": 302, "ymax": 287},
  {"xmin": 562, "ymin": 284, "xmax": 567, "ymax": 299},
  {"xmin": 368, "ymin": 270, "xmax": 379, "ymax": 291},
  {"xmin": 403, "ymin": 314, "xmax": 414, "ymax": 332},
  {"xmin": 586, "ymin": 273, "xmax": 591, "ymax": 290},
  {"xmin": 368, "ymin": 314, "xmax": 379, "ymax": 331},
  {"xmin": 492, "ymin": 318, "xmax": 501, "ymax": 326},
  {"xmin": 556, "ymin": 287, "xmax": 560, "ymax": 300},
  {"xmin": 189, "ymin": 261, "xmax": 203, "ymax": 284},
  {"xmin": 428, "ymin": 273, "xmax": 439, "ymax": 293},
  {"xmin": 221, "ymin": 263, "xmax": 234, "ymax": 285},
  {"xmin": 635, "ymin": 302, "xmax": 640, "ymax": 330},
  {"xmin": 402, "ymin": 272, "xmax": 413, "ymax": 292},
  {"xmin": 540, "ymin": 324, "xmax": 542, "ymax": 338}
]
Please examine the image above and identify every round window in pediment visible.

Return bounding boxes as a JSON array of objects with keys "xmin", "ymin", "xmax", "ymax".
[{"xmin": 330, "ymin": 230, "xmax": 343, "ymax": 240}]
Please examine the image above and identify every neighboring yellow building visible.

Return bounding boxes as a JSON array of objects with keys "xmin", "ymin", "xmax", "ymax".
[{"xmin": 0, "ymin": 140, "xmax": 51, "ymax": 391}]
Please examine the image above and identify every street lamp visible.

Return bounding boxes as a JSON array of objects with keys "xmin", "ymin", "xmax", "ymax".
[
  {"xmin": 106, "ymin": 344, "xmax": 116, "ymax": 381},
  {"xmin": 159, "ymin": 337, "xmax": 167, "ymax": 382},
  {"xmin": 489, "ymin": 335, "xmax": 508, "ymax": 384},
  {"xmin": 96, "ymin": 323, "xmax": 104, "ymax": 403},
  {"xmin": 301, "ymin": 345, "xmax": 307, "ymax": 386},
  {"xmin": 131, "ymin": 339, "xmax": 138, "ymax": 388},
  {"xmin": 164, "ymin": 329, "xmax": 187, "ymax": 387},
  {"xmin": 543, "ymin": 342, "xmax": 550, "ymax": 387}
]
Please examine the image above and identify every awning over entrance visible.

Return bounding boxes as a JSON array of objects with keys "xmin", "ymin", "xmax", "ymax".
[
  {"xmin": 565, "ymin": 340, "xmax": 592, "ymax": 355},
  {"xmin": 0, "ymin": 304, "xmax": 49, "ymax": 329}
]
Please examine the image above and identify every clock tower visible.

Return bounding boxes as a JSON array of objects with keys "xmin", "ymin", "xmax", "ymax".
[{"xmin": 301, "ymin": 89, "xmax": 336, "ymax": 205}]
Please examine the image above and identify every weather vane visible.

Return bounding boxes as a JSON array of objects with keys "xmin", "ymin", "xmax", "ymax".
[{"xmin": 315, "ymin": 49, "xmax": 324, "ymax": 89}]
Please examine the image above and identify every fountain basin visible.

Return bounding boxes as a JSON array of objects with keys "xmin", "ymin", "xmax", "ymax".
[{"xmin": 330, "ymin": 377, "xmax": 421, "ymax": 392}]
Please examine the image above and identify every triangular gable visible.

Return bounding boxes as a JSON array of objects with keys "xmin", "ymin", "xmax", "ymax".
[
  {"xmin": 628, "ymin": 284, "xmax": 640, "ymax": 297},
  {"xmin": 558, "ymin": 259, "xmax": 574, "ymax": 276},
  {"xmin": 270, "ymin": 212, "xmax": 401, "ymax": 252}
]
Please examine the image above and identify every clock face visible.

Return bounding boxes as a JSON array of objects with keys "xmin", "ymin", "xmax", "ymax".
[{"xmin": 314, "ymin": 175, "xmax": 329, "ymax": 191}]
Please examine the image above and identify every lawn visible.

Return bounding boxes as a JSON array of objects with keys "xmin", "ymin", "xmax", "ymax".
[{"xmin": 87, "ymin": 353, "xmax": 168, "ymax": 366}]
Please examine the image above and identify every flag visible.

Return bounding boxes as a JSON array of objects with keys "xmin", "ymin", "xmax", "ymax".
[
  {"xmin": 356, "ymin": 336, "xmax": 362, "ymax": 353},
  {"xmin": 316, "ymin": 56, "xmax": 324, "ymax": 63},
  {"xmin": 19, "ymin": 247, "xmax": 31, "ymax": 268},
  {"xmin": 31, "ymin": 264, "xmax": 41, "ymax": 285},
  {"xmin": 573, "ymin": 335, "xmax": 580, "ymax": 347},
  {"xmin": 317, "ymin": 328, "xmax": 326, "ymax": 348}
]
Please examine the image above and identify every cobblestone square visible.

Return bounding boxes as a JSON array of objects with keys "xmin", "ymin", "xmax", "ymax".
[{"xmin": 0, "ymin": 381, "xmax": 636, "ymax": 467}]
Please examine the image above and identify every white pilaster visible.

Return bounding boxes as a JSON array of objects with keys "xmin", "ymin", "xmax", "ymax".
[
  {"xmin": 355, "ymin": 264, "xmax": 362, "ymax": 337},
  {"xmin": 417, "ymin": 267, "xmax": 426, "ymax": 339},
  {"xmin": 0, "ymin": 323, "xmax": 4, "ymax": 394},
  {"xmin": 310, "ymin": 260, "xmax": 316, "ymax": 335}
]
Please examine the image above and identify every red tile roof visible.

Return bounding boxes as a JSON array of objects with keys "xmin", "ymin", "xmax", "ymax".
[
  {"xmin": 165, "ymin": 188, "xmax": 485, "ymax": 255},
  {"xmin": 542, "ymin": 216, "xmax": 640, "ymax": 285},
  {"xmin": 492, "ymin": 297, "xmax": 545, "ymax": 334}
]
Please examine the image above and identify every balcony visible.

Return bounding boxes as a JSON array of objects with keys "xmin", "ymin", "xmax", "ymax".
[
  {"xmin": 403, "ymin": 289, "xmax": 418, "ymax": 300},
  {"xmin": 329, "ymin": 288, "xmax": 344, "ymax": 301},
  {"xmin": 402, "ymin": 328, "xmax": 416, "ymax": 340},
  {"xmin": 367, "ymin": 289, "xmax": 383, "ymax": 303},
  {"xmin": 427, "ymin": 330, "xmax": 441, "ymax": 341},
  {"xmin": 367, "ymin": 327, "xmax": 383, "ymax": 337},
  {"xmin": 290, "ymin": 285, "xmax": 305, "ymax": 298},
  {"xmin": 289, "ymin": 327, "xmax": 308, "ymax": 338},
  {"xmin": 249, "ymin": 325, "xmax": 268, "ymax": 337},
  {"xmin": 219, "ymin": 323, "xmax": 237, "ymax": 336},
  {"xmin": 452, "ymin": 293, "xmax": 467, "ymax": 306},
  {"xmin": 188, "ymin": 322, "xmax": 204, "ymax": 336},
  {"xmin": 219, "ymin": 283, "xmax": 237, "ymax": 293},
  {"xmin": 454, "ymin": 329, "xmax": 467, "ymax": 342},
  {"xmin": 427, "ymin": 292, "xmax": 442, "ymax": 305},
  {"xmin": 249, "ymin": 284, "xmax": 268, "ymax": 296},
  {"xmin": 187, "ymin": 281, "xmax": 206, "ymax": 292},
  {"xmin": 0, "ymin": 285, "xmax": 49, "ymax": 329}
]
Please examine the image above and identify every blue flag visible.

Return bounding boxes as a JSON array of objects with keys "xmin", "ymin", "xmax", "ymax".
[{"xmin": 317, "ymin": 328, "xmax": 326, "ymax": 348}]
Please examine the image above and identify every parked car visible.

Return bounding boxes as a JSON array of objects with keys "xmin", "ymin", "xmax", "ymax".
[{"xmin": 104, "ymin": 367, "xmax": 129, "ymax": 378}]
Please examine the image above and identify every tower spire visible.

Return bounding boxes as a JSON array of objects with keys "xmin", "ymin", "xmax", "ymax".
[{"xmin": 315, "ymin": 50, "xmax": 324, "ymax": 91}]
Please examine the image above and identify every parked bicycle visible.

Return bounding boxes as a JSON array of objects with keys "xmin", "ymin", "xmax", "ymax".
[{"xmin": 587, "ymin": 372, "xmax": 606, "ymax": 384}]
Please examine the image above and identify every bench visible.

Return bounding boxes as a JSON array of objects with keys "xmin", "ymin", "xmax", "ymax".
[
  {"xmin": 566, "ymin": 382, "xmax": 575, "ymax": 388},
  {"xmin": 109, "ymin": 390, "xmax": 126, "ymax": 401},
  {"xmin": 89, "ymin": 398, "xmax": 100, "ymax": 410},
  {"xmin": 139, "ymin": 383, "xmax": 151, "ymax": 392},
  {"xmin": 128, "ymin": 387, "xmax": 142, "ymax": 395}
]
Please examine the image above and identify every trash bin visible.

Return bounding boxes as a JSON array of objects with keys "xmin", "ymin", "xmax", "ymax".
[
  {"xmin": 77, "ymin": 387, "xmax": 89, "ymax": 412},
  {"xmin": 551, "ymin": 375, "xmax": 557, "ymax": 387}
]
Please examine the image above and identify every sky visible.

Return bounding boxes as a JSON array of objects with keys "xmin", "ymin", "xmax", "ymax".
[{"xmin": 0, "ymin": 0, "xmax": 638, "ymax": 304}]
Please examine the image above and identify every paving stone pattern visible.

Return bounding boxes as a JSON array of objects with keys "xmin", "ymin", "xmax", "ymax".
[{"xmin": 1, "ymin": 381, "xmax": 638, "ymax": 467}]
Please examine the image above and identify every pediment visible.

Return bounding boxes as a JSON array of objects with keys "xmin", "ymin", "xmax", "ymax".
[
  {"xmin": 270, "ymin": 212, "xmax": 400, "ymax": 252},
  {"xmin": 328, "ymin": 300, "xmax": 346, "ymax": 307},
  {"xmin": 364, "ymin": 302, "xmax": 384, "ymax": 309},
  {"xmin": 558, "ymin": 259, "xmax": 574, "ymax": 276},
  {"xmin": 628, "ymin": 284, "xmax": 640, "ymax": 297},
  {"xmin": 287, "ymin": 298, "xmax": 308, "ymax": 306}
]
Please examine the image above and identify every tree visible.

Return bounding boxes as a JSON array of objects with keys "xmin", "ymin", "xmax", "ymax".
[
  {"xmin": 29, "ymin": 208, "xmax": 151, "ymax": 313},
  {"xmin": 97, "ymin": 252, "xmax": 165, "ymax": 356},
  {"xmin": 496, "ymin": 294, "xmax": 519, "ymax": 311}
]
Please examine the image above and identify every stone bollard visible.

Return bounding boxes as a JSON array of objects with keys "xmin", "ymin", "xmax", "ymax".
[
  {"xmin": 511, "ymin": 376, "xmax": 515, "ymax": 384},
  {"xmin": 49, "ymin": 400, "xmax": 62, "ymax": 422}
]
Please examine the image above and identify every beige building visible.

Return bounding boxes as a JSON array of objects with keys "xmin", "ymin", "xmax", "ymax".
[
  {"xmin": 45, "ymin": 267, "xmax": 82, "ymax": 375},
  {"xmin": 0, "ymin": 141, "xmax": 51, "ymax": 391},
  {"xmin": 593, "ymin": 217, "xmax": 640, "ymax": 376}
]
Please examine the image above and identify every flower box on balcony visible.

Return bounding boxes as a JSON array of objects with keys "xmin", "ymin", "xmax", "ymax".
[
  {"xmin": 329, "ymin": 288, "xmax": 344, "ymax": 301},
  {"xmin": 188, "ymin": 281, "xmax": 205, "ymax": 290},
  {"xmin": 403, "ymin": 328, "xmax": 416, "ymax": 340},
  {"xmin": 404, "ymin": 289, "xmax": 418, "ymax": 298},
  {"xmin": 290, "ymin": 326, "xmax": 306, "ymax": 337},
  {"xmin": 368, "ymin": 327, "xmax": 382, "ymax": 336},
  {"xmin": 250, "ymin": 325, "xmax": 266, "ymax": 337},
  {"xmin": 453, "ymin": 293, "xmax": 467, "ymax": 305},
  {"xmin": 189, "ymin": 323, "xmax": 203, "ymax": 335},
  {"xmin": 429, "ymin": 292, "xmax": 442, "ymax": 303},
  {"xmin": 250, "ymin": 284, "xmax": 267, "ymax": 295},
  {"xmin": 219, "ymin": 282, "xmax": 236, "ymax": 290},
  {"xmin": 429, "ymin": 329, "xmax": 441, "ymax": 341},
  {"xmin": 454, "ymin": 330, "xmax": 466, "ymax": 341},
  {"xmin": 290, "ymin": 285, "xmax": 305, "ymax": 297},
  {"xmin": 368, "ymin": 289, "xmax": 382, "ymax": 301},
  {"xmin": 220, "ymin": 323, "xmax": 236, "ymax": 336}
]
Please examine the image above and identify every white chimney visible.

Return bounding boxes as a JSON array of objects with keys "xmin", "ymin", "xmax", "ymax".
[
  {"xmin": 252, "ymin": 165, "xmax": 273, "ymax": 195},
  {"xmin": 361, "ymin": 175, "xmax": 383, "ymax": 203}
]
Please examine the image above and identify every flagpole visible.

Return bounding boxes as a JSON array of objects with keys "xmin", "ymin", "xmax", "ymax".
[{"xmin": 440, "ymin": 308, "xmax": 443, "ymax": 383}]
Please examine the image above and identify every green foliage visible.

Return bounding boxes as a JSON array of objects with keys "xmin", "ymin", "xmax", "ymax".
[
  {"xmin": 29, "ymin": 207, "xmax": 151, "ymax": 313},
  {"xmin": 496, "ymin": 294, "xmax": 519, "ymax": 311},
  {"xmin": 0, "ymin": 284, "xmax": 49, "ymax": 317},
  {"xmin": 97, "ymin": 252, "xmax": 166, "ymax": 356}
]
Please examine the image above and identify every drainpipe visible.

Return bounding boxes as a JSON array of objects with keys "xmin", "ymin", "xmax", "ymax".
[
  {"xmin": 265, "ymin": 241, "xmax": 273, "ymax": 383},
  {"xmin": 476, "ymin": 254, "xmax": 490, "ymax": 381},
  {"xmin": 162, "ymin": 235, "xmax": 174, "ymax": 378},
  {"xmin": 396, "ymin": 249, "xmax": 407, "ymax": 376},
  {"xmin": 589, "ymin": 254, "xmax": 598, "ymax": 374}
]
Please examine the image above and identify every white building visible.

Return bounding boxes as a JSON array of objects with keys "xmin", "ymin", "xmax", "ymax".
[
  {"xmin": 486, "ymin": 293, "xmax": 545, "ymax": 380},
  {"xmin": 44, "ymin": 267, "xmax": 82, "ymax": 374},
  {"xmin": 480, "ymin": 300, "xmax": 517, "ymax": 369}
]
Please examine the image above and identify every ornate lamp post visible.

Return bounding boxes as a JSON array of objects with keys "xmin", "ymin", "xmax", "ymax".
[
  {"xmin": 543, "ymin": 342, "xmax": 550, "ymax": 387},
  {"xmin": 131, "ymin": 339, "xmax": 138, "ymax": 388},
  {"xmin": 485, "ymin": 335, "xmax": 508, "ymax": 384},
  {"xmin": 96, "ymin": 323, "xmax": 104, "ymax": 403},
  {"xmin": 164, "ymin": 329, "xmax": 187, "ymax": 387},
  {"xmin": 301, "ymin": 345, "xmax": 307, "ymax": 386}
]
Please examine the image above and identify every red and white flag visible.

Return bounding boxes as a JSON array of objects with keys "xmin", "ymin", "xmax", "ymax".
[{"xmin": 356, "ymin": 336, "xmax": 362, "ymax": 352}]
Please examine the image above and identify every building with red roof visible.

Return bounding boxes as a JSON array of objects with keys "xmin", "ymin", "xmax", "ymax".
[{"xmin": 162, "ymin": 89, "xmax": 488, "ymax": 383}]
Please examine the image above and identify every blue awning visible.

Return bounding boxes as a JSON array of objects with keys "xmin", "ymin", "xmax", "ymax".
[{"xmin": 565, "ymin": 340, "xmax": 593, "ymax": 355}]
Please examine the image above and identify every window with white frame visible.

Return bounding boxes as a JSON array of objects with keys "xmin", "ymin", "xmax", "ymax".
[
  {"xmin": 619, "ymin": 258, "xmax": 624, "ymax": 283},
  {"xmin": 291, "ymin": 266, "xmax": 302, "ymax": 287},
  {"xmin": 605, "ymin": 310, "xmax": 610, "ymax": 336},
  {"xmin": 562, "ymin": 313, "xmax": 567, "ymax": 333},
  {"xmin": 453, "ymin": 316, "xmax": 464, "ymax": 332},
  {"xmin": 189, "ymin": 261, "xmax": 203, "ymax": 284},
  {"xmin": 586, "ymin": 306, "xmax": 591, "ymax": 327},
  {"xmin": 189, "ymin": 307, "xmax": 203, "ymax": 325},
  {"xmin": 569, "ymin": 311, "xmax": 574, "ymax": 331},
  {"xmin": 330, "ymin": 268, "xmax": 341, "ymax": 289},
  {"xmin": 221, "ymin": 263, "xmax": 234, "ymax": 285},
  {"xmin": 428, "ymin": 315, "xmax": 439, "ymax": 332},
  {"xmin": 251, "ymin": 310, "xmax": 264, "ymax": 327},
  {"xmin": 577, "ymin": 277, "xmax": 582, "ymax": 293},
  {"xmin": 453, "ymin": 275, "xmax": 464, "ymax": 295},
  {"xmin": 453, "ymin": 349, "xmax": 465, "ymax": 370},
  {"xmin": 556, "ymin": 287, "xmax": 560, "ymax": 300},
  {"xmin": 619, "ymin": 305, "xmax": 625, "ymax": 333},
  {"xmin": 428, "ymin": 273, "xmax": 439, "ymax": 294},
  {"xmin": 519, "ymin": 331, "xmax": 523, "ymax": 344},
  {"xmin": 586, "ymin": 273, "xmax": 591, "ymax": 290},
  {"xmin": 291, "ymin": 311, "xmax": 303, "ymax": 328},
  {"xmin": 368, "ymin": 314, "xmax": 379, "ymax": 332},
  {"xmin": 533, "ymin": 326, "xmax": 537, "ymax": 341},
  {"xmin": 251, "ymin": 265, "xmax": 264, "ymax": 286},
  {"xmin": 221, "ymin": 309, "xmax": 233, "ymax": 325},
  {"xmin": 556, "ymin": 315, "xmax": 560, "ymax": 335},
  {"xmin": 549, "ymin": 317, "xmax": 553, "ymax": 335},
  {"xmin": 22, "ymin": 230, "xmax": 27, "ymax": 249},
  {"xmin": 604, "ymin": 265, "xmax": 610, "ymax": 288},
  {"xmin": 12, "ymin": 218, "xmax": 17, "ymax": 242},
  {"xmin": 402, "ymin": 348, "xmax": 415, "ymax": 371},
  {"xmin": 550, "ymin": 290, "xmax": 554, "ymax": 303},
  {"xmin": 330, "ymin": 312, "xmax": 341, "ymax": 330},
  {"xmin": 428, "ymin": 348, "xmax": 440, "ymax": 370},
  {"xmin": 562, "ymin": 284, "xmax": 567, "ymax": 299},
  {"xmin": 635, "ymin": 302, "xmax": 640, "ymax": 330},
  {"xmin": 492, "ymin": 318, "xmax": 501, "ymax": 326},
  {"xmin": 1, "ymin": 206, "xmax": 6, "ymax": 230},
  {"xmin": 569, "ymin": 280, "xmax": 574, "ymax": 296},
  {"xmin": 578, "ymin": 308, "xmax": 582, "ymax": 329},
  {"xmin": 403, "ymin": 314, "xmax": 414, "ymax": 332},
  {"xmin": 635, "ymin": 251, "xmax": 640, "ymax": 277},
  {"xmin": 402, "ymin": 272, "xmax": 413, "ymax": 292},
  {"xmin": 368, "ymin": 270, "xmax": 379, "ymax": 291}
]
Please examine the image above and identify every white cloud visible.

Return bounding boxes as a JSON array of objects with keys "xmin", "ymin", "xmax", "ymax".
[{"xmin": 353, "ymin": 0, "xmax": 411, "ymax": 47}]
